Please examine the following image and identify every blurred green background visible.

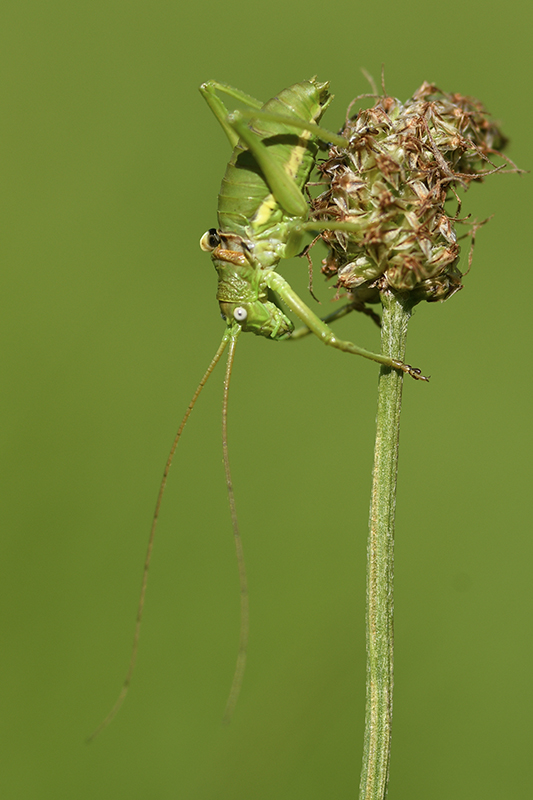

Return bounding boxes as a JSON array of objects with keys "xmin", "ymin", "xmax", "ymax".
[{"xmin": 1, "ymin": 1, "xmax": 530, "ymax": 797}]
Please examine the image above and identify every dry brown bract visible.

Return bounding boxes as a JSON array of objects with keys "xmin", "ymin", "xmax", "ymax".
[{"xmin": 312, "ymin": 82, "xmax": 517, "ymax": 307}]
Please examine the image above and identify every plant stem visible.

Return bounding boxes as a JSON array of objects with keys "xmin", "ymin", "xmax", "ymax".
[{"xmin": 358, "ymin": 291, "xmax": 413, "ymax": 800}]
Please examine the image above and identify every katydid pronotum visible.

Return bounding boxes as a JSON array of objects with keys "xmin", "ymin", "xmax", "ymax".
[{"xmin": 89, "ymin": 78, "xmax": 427, "ymax": 740}]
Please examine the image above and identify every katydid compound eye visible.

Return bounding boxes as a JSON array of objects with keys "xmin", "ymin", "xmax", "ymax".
[
  {"xmin": 199, "ymin": 228, "xmax": 220, "ymax": 252},
  {"xmin": 233, "ymin": 306, "xmax": 248, "ymax": 322}
]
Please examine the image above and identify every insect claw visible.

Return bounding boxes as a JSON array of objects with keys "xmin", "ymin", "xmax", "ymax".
[
  {"xmin": 391, "ymin": 360, "xmax": 428, "ymax": 381},
  {"xmin": 404, "ymin": 364, "xmax": 429, "ymax": 382}
]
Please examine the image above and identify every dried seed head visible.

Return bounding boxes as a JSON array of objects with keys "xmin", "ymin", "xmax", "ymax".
[{"xmin": 312, "ymin": 83, "xmax": 515, "ymax": 305}]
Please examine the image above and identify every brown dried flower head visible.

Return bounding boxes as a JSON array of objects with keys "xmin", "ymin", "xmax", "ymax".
[{"xmin": 312, "ymin": 82, "xmax": 512, "ymax": 306}]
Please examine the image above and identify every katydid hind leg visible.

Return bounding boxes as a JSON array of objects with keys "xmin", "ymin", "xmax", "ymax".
[
  {"xmin": 199, "ymin": 81, "xmax": 263, "ymax": 149},
  {"xmin": 200, "ymin": 80, "xmax": 263, "ymax": 110},
  {"xmin": 224, "ymin": 105, "xmax": 349, "ymax": 218},
  {"xmin": 87, "ymin": 333, "xmax": 232, "ymax": 742},
  {"xmin": 233, "ymin": 107, "xmax": 347, "ymax": 149}
]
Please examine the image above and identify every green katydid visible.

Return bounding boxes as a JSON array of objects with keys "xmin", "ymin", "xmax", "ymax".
[{"xmin": 89, "ymin": 78, "xmax": 427, "ymax": 740}]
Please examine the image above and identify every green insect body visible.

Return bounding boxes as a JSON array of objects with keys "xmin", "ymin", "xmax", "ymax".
[
  {"xmin": 90, "ymin": 80, "xmax": 427, "ymax": 741},
  {"xmin": 200, "ymin": 79, "xmax": 332, "ymax": 342},
  {"xmin": 199, "ymin": 79, "xmax": 427, "ymax": 377}
]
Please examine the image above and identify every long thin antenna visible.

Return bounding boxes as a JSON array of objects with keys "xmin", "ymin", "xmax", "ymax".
[
  {"xmin": 220, "ymin": 325, "xmax": 248, "ymax": 724},
  {"xmin": 88, "ymin": 332, "xmax": 231, "ymax": 742}
]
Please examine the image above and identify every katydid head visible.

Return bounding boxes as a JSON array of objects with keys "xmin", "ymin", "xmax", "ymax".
[{"xmin": 200, "ymin": 228, "xmax": 294, "ymax": 341}]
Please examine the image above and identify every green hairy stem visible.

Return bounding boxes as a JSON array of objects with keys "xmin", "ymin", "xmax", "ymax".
[{"xmin": 359, "ymin": 292, "xmax": 413, "ymax": 800}]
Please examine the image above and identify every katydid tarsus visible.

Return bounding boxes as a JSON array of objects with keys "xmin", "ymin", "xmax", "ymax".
[{"xmin": 89, "ymin": 79, "xmax": 427, "ymax": 740}]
